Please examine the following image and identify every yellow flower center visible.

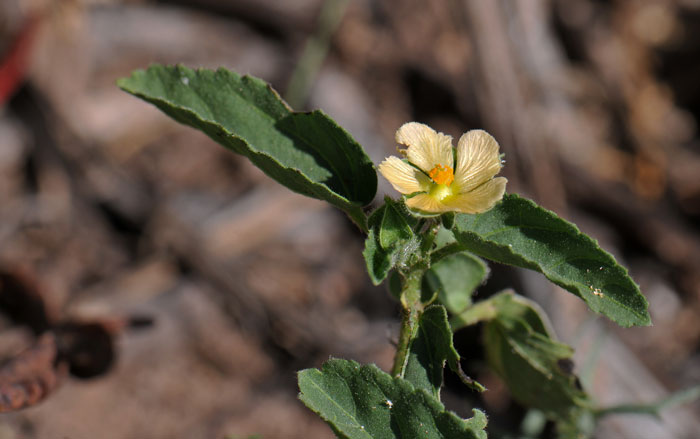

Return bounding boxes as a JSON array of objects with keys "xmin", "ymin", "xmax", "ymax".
[
  {"xmin": 428, "ymin": 164, "xmax": 454, "ymax": 186},
  {"xmin": 429, "ymin": 183, "xmax": 452, "ymax": 201}
]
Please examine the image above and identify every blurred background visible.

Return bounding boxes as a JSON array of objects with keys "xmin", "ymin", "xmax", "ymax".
[{"xmin": 0, "ymin": 0, "xmax": 699, "ymax": 438}]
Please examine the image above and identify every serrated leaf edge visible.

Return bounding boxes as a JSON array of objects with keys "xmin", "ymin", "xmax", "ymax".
[
  {"xmin": 298, "ymin": 359, "xmax": 487, "ymax": 438},
  {"xmin": 455, "ymin": 194, "xmax": 650, "ymax": 327}
]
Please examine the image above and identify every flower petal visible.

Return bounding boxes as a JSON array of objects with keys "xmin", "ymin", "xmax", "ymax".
[
  {"xmin": 405, "ymin": 194, "xmax": 450, "ymax": 214},
  {"xmin": 378, "ymin": 156, "xmax": 431, "ymax": 195},
  {"xmin": 395, "ymin": 122, "xmax": 453, "ymax": 173},
  {"xmin": 454, "ymin": 130, "xmax": 502, "ymax": 192},
  {"xmin": 442, "ymin": 177, "xmax": 507, "ymax": 214}
]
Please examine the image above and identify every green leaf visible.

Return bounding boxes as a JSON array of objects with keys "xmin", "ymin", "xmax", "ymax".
[
  {"xmin": 405, "ymin": 306, "xmax": 485, "ymax": 397},
  {"xmin": 477, "ymin": 292, "xmax": 591, "ymax": 422},
  {"xmin": 451, "ymin": 290, "xmax": 562, "ymax": 337},
  {"xmin": 554, "ymin": 410, "xmax": 595, "ymax": 439},
  {"xmin": 363, "ymin": 227, "xmax": 393, "ymax": 285},
  {"xmin": 441, "ymin": 212, "xmax": 456, "ymax": 229},
  {"xmin": 433, "ymin": 227, "xmax": 458, "ymax": 250},
  {"xmin": 387, "ymin": 271, "xmax": 402, "ymax": 301},
  {"xmin": 452, "ymin": 194, "xmax": 650, "ymax": 327},
  {"xmin": 379, "ymin": 200, "xmax": 414, "ymax": 250},
  {"xmin": 404, "ymin": 306, "xmax": 460, "ymax": 398},
  {"xmin": 363, "ymin": 205, "xmax": 392, "ymax": 284},
  {"xmin": 425, "ymin": 252, "xmax": 488, "ymax": 314},
  {"xmin": 118, "ymin": 65, "xmax": 377, "ymax": 230},
  {"xmin": 363, "ymin": 200, "xmax": 419, "ymax": 285},
  {"xmin": 298, "ymin": 358, "xmax": 487, "ymax": 439}
]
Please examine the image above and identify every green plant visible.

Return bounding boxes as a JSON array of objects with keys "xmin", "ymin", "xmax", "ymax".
[{"xmin": 118, "ymin": 65, "xmax": 692, "ymax": 438}]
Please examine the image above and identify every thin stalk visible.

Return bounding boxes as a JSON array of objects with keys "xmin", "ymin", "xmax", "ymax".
[
  {"xmin": 285, "ymin": 0, "xmax": 350, "ymax": 109},
  {"xmin": 594, "ymin": 385, "xmax": 700, "ymax": 419}
]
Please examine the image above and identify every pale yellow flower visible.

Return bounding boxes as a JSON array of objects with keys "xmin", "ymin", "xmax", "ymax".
[{"xmin": 378, "ymin": 122, "xmax": 507, "ymax": 215}]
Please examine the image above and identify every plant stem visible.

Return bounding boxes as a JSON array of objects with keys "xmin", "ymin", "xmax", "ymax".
[
  {"xmin": 429, "ymin": 242, "xmax": 466, "ymax": 264},
  {"xmin": 593, "ymin": 384, "xmax": 700, "ymax": 419},
  {"xmin": 284, "ymin": 0, "xmax": 350, "ymax": 109},
  {"xmin": 419, "ymin": 221, "xmax": 440, "ymax": 255},
  {"xmin": 391, "ymin": 221, "xmax": 441, "ymax": 378},
  {"xmin": 391, "ymin": 306, "xmax": 419, "ymax": 378},
  {"xmin": 391, "ymin": 266, "xmax": 425, "ymax": 378}
]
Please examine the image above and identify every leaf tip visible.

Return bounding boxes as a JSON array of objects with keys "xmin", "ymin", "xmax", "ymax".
[
  {"xmin": 115, "ymin": 70, "xmax": 141, "ymax": 92},
  {"xmin": 631, "ymin": 311, "xmax": 653, "ymax": 328}
]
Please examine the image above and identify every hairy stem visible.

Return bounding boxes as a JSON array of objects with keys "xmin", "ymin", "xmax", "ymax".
[
  {"xmin": 430, "ymin": 242, "xmax": 467, "ymax": 264},
  {"xmin": 419, "ymin": 221, "xmax": 440, "ymax": 255},
  {"xmin": 392, "ymin": 266, "xmax": 425, "ymax": 377},
  {"xmin": 391, "ymin": 306, "xmax": 419, "ymax": 378}
]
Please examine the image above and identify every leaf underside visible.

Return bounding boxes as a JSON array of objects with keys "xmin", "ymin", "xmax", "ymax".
[
  {"xmin": 424, "ymin": 252, "xmax": 488, "ymax": 314},
  {"xmin": 453, "ymin": 194, "xmax": 650, "ymax": 327},
  {"xmin": 480, "ymin": 292, "xmax": 591, "ymax": 422}
]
